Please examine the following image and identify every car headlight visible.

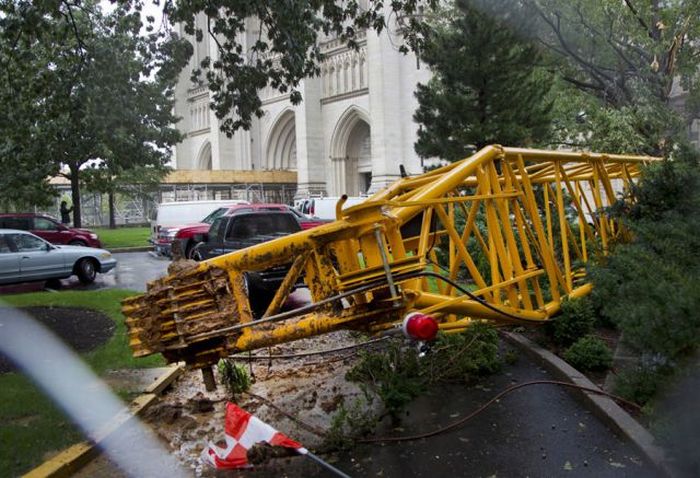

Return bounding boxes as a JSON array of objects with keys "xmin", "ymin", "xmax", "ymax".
[
  {"xmin": 100, "ymin": 252, "xmax": 112, "ymax": 259},
  {"xmin": 89, "ymin": 233, "xmax": 98, "ymax": 239},
  {"xmin": 166, "ymin": 229, "xmax": 180, "ymax": 239}
]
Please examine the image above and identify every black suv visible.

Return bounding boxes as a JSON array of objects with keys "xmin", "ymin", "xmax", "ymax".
[{"xmin": 191, "ymin": 211, "xmax": 302, "ymax": 315}]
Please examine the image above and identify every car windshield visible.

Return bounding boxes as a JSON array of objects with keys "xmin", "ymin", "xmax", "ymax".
[
  {"xmin": 201, "ymin": 207, "xmax": 227, "ymax": 225},
  {"xmin": 226, "ymin": 214, "xmax": 300, "ymax": 240}
]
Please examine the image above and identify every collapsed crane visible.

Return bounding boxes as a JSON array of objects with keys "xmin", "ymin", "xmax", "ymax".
[{"xmin": 122, "ymin": 146, "xmax": 659, "ymax": 376}]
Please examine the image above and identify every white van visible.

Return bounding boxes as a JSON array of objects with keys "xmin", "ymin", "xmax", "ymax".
[
  {"xmin": 150, "ymin": 199, "xmax": 249, "ymax": 253},
  {"xmin": 300, "ymin": 196, "xmax": 367, "ymax": 220}
]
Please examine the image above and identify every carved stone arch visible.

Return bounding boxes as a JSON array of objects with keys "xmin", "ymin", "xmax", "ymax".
[
  {"xmin": 265, "ymin": 109, "xmax": 297, "ymax": 170},
  {"xmin": 329, "ymin": 106, "xmax": 372, "ymax": 195},
  {"xmin": 330, "ymin": 106, "xmax": 371, "ymax": 159},
  {"xmin": 196, "ymin": 141, "xmax": 212, "ymax": 170},
  {"xmin": 329, "ymin": 65, "xmax": 336, "ymax": 95}
]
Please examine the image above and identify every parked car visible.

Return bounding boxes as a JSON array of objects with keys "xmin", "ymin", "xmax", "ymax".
[
  {"xmin": 150, "ymin": 199, "xmax": 249, "ymax": 255},
  {"xmin": 172, "ymin": 204, "xmax": 325, "ymax": 259},
  {"xmin": 0, "ymin": 230, "xmax": 117, "ymax": 285},
  {"xmin": 191, "ymin": 211, "xmax": 303, "ymax": 316},
  {"xmin": 0, "ymin": 213, "xmax": 102, "ymax": 248}
]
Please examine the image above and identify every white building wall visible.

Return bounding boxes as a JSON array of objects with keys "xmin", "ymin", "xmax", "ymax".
[
  {"xmin": 295, "ymin": 78, "xmax": 326, "ymax": 195},
  {"xmin": 173, "ymin": 15, "xmax": 430, "ymax": 199}
]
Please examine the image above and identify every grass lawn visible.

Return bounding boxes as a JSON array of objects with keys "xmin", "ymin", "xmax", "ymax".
[
  {"xmin": 93, "ymin": 226, "xmax": 150, "ymax": 249},
  {"xmin": 0, "ymin": 289, "xmax": 164, "ymax": 476}
]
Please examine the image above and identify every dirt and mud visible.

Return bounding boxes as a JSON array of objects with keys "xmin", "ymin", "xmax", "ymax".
[{"xmin": 142, "ymin": 330, "xmax": 381, "ymax": 476}]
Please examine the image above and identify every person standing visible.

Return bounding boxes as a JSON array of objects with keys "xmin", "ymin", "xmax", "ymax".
[{"xmin": 60, "ymin": 201, "xmax": 73, "ymax": 225}]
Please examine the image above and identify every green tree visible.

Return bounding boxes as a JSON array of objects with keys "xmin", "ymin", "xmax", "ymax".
[
  {"xmin": 546, "ymin": 80, "xmax": 677, "ymax": 155},
  {"xmin": 82, "ymin": 163, "xmax": 170, "ymax": 229},
  {"xmin": 0, "ymin": 1, "xmax": 189, "ymax": 226},
  {"xmin": 528, "ymin": 0, "xmax": 700, "ymax": 108},
  {"xmin": 413, "ymin": 0, "xmax": 554, "ymax": 161},
  {"xmin": 500, "ymin": 0, "xmax": 700, "ymax": 154},
  {"xmin": 0, "ymin": 4, "xmax": 59, "ymax": 211}
]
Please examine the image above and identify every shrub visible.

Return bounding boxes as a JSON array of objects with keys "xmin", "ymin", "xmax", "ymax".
[
  {"xmin": 217, "ymin": 359, "xmax": 251, "ymax": 397},
  {"xmin": 563, "ymin": 336, "xmax": 613, "ymax": 371},
  {"xmin": 613, "ymin": 364, "xmax": 671, "ymax": 406},
  {"xmin": 590, "ymin": 147, "xmax": 700, "ymax": 404},
  {"xmin": 346, "ymin": 323, "xmax": 503, "ymax": 420},
  {"xmin": 592, "ymin": 247, "xmax": 700, "ymax": 360},
  {"xmin": 346, "ymin": 341, "xmax": 424, "ymax": 420},
  {"xmin": 546, "ymin": 297, "xmax": 596, "ymax": 346},
  {"xmin": 322, "ymin": 398, "xmax": 377, "ymax": 451},
  {"xmin": 423, "ymin": 322, "xmax": 502, "ymax": 383},
  {"xmin": 589, "ymin": 153, "xmax": 700, "ymax": 362}
]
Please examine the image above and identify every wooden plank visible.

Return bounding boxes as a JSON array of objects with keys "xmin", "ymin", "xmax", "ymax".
[{"xmin": 144, "ymin": 364, "xmax": 184, "ymax": 395}]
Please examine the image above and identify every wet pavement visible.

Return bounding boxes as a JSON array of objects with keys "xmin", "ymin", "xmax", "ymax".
[
  {"xmin": 77, "ymin": 348, "xmax": 662, "ymax": 478},
  {"xmin": 310, "ymin": 353, "xmax": 661, "ymax": 478},
  {"xmin": 105, "ymin": 252, "xmax": 171, "ymax": 291}
]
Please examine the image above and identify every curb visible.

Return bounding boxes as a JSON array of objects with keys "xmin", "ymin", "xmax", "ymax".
[
  {"xmin": 109, "ymin": 246, "xmax": 153, "ymax": 253},
  {"xmin": 22, "ymin": 364, "xmax": 184, "ymax": 478},
  {"xmin": 501, "ymin": 332, "xmax": 673, "ymax": 477}
]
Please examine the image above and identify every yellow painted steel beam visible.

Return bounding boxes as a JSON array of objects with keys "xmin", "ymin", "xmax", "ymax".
[{"xmin": 122, "ymin": 146, "xmax": 661, "ymax": 369}]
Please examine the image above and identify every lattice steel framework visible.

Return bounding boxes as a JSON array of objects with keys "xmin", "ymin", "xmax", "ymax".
[{"xmin": 123, "ymin": 146, "xmax": 660, "ymax": 368}]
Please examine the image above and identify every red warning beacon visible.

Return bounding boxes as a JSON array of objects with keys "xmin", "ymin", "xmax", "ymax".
[{"xmin": 401, "ymin": 312, "xmax": 439, "ymax": 341}]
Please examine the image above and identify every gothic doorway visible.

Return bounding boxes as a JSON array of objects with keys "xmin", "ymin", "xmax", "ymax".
[
  {"xmin": 265, "ymin": 110, "xmax": 297, "ymax": 170},
  {"xmin": 330, "ymin": 107, "xmax": 371, "ymax": 196}
]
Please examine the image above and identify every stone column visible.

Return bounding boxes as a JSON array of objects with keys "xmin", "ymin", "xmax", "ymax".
[
  {"xmin": 294, "ymin": 77, "xmax": 327, "ymax": 197},
  {"xmin": 366, "ymin": 27, "xmax": 403, "ymax": 192},
  {"xmin": 330, "ymin": 157, "xmax": 345, "ymax": 196}
]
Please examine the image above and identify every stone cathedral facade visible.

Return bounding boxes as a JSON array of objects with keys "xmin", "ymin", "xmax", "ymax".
[{"xmin": 173, "ymin": 13, "xmax": 431, "ymax": 198}]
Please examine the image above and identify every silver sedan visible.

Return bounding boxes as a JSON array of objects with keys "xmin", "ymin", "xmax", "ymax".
[{"xmin": 0, "ymin": 229, "xmax": 117, "ymax": 285}]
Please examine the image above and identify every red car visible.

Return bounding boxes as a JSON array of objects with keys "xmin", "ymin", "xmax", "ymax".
[
  {"xmin": 172, "ymin": 204, "xmax": 326, "ymax": 258},
  {"xmin": 0, "ymin": 213, "xmax": 102, "ymax": 248}
]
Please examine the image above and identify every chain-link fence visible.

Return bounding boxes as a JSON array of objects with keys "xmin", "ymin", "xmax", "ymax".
[{"xmin": 41, "ymin": 183, "xmax": 297, "ymax": 227}]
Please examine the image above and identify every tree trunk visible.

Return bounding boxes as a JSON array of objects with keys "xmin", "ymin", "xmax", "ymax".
[
  {"xmin": 108, "ymin": 191, "xmax": 116, "ymax": 229},
  {"xmin": 69, "ymin": 163, "xmax": 82, "ymax": 228}
]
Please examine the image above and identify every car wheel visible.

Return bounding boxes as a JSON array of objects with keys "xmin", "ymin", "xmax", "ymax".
[
  {"xmin": 184, "ymin": 241, "xmax": 196, "ymax": 260},
  {"xmin": 244, "ymin": 274, "xmax": 276, "ymax": 318},
  {"xmin": 191, "ymin": 245, "xmax": 205, "ymax": 262},
  {"xmin": 76, "ymin": 258, "xmax": 97, "ymax": 284},
  {"xmin": 69, "ymin": 240, "xmax": 87, "ymax": 247}
]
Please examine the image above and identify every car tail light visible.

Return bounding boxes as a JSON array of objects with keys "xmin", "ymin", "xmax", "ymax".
[{"xmin": 402, "ymin": 312, "xmax": 439, "ymax": 341}]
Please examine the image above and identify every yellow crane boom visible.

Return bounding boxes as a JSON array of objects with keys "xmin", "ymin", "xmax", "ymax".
[{"xmin": 122, "ymin": 146, "xmax": 659, "ymax": 370}]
